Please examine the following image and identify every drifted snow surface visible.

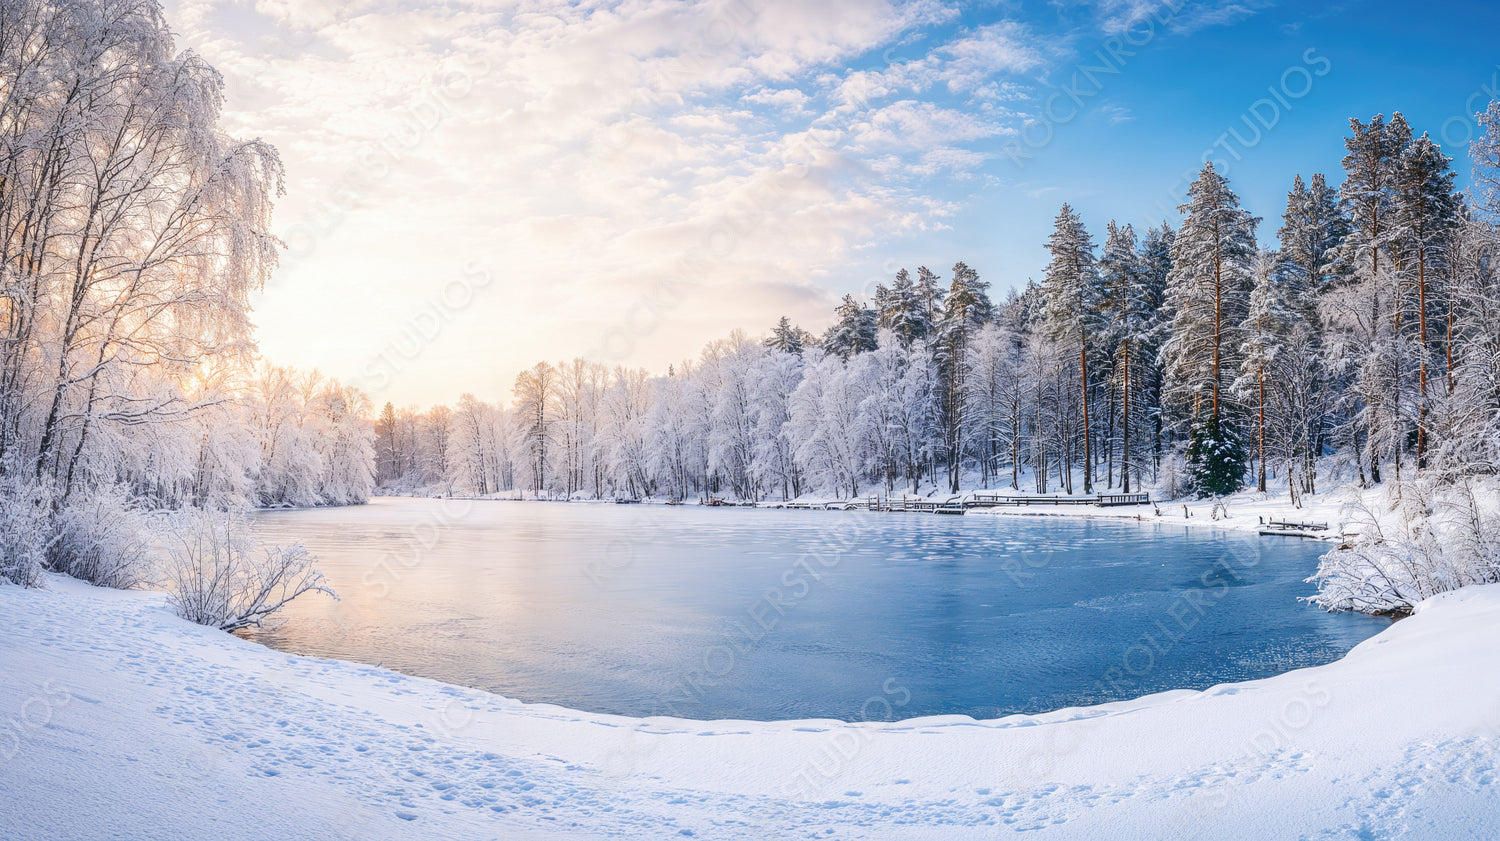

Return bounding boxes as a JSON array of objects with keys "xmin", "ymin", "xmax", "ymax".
[{"xmin": 1, "ymin": 577, "xmax": 1497, "ymax": 840}]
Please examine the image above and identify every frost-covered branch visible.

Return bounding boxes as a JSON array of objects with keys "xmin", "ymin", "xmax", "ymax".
[
  {"xmin": 1308, "ymin": 479, "xmax": 1500, "ymax": 614},
  {"xmin": 160, "ymin": 511, "xmax": 335, "ymax": 632}
]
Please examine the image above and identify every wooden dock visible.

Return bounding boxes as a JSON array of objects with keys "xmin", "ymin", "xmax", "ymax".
[
  {"xmin": 1258, "ymin": 517, "xmax": 1333, "ymax": 539},
  {"xmin": 854, "ymin": 491, "xmax": 1151, "ymax": 515}
]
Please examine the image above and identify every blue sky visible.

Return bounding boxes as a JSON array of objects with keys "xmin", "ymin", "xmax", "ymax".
[
  {"xmin": 848, "ymin": 0, "xmax": 1498, "ymax": 297},
  {"xmin": 166, "ymin": 0, "xmax": 1500, "ymax": 406}
]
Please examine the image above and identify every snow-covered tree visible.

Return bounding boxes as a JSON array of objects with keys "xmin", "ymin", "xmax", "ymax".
[
  {"xmin": 1097, "ymin": 221, "xmax": 1153, "ymax": 492},
  {"xmin": 1391, "ymin": 134, "xmax": 1462, "ymax": 465},
  {"xmin": 749, "ymin": 352, "xmax": 804, "ymax": 500},
  {"xmin": 822, "ymin": 295, "xmax": 878, "ymax": 359},
  {"xmin": 789, "ymin": 350, "xmax": 868, "ymax": 498},
  {"xmin": 1161, "ymin": 164, "xmax": 1258, "ymax": 494},
  {"xmin": 764, "ymin": 316, "xmax": 813, "ymax": 354},
  {"xmin": 1041, "ymin": 204, "xmax": 1104, "ymax": 493},
  {"xmin": 514, "ymin": 362, "xmax": 558, "ymax": 495},
  {"xmin": 935, "ymin": 262, "xmax": 992, "ymax": 492},
  {"xmin": 1329, "ymin": 113, "xmax": 1413, "ymax": 483}
]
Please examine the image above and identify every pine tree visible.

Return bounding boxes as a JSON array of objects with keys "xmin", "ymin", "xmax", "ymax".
[
  {"xmin": 935, "ymin": 262, "xmax": 992, "ymax": 492},
  {"xmin": 878, "ymin": 268, "xmax": 932, "ymax": 347},
  {"xmin": 1337, "ymin": 113, "xmax": 1411, "ymax": 281},
  {"xmin": 1138, "ymin": 223, "xmax": 1175, "ymax": 479},
  {"xmin": 765, "ymin": 316, "xmax": 808, "ymax": 354},
  {"xmin": 914, "ymin": 266, "xmax": 947, "ymax": 336},
  {"xmin": 821, "ymin": 295, "xmax": 878, "ymax": 358},
  {"xmin": 1161, "ymin": 164, "xmax": 1258, "ymax": 494},
  {"xmin": 1279, "ymin": 173, "xmax": 1348, "ymax": 303},
  {"xmin": 1162, "ymin": 164, "xmax": 1258, "ymax": 420},
  {"xmin": 1391, "ymin": 134, "xmax": 1461, "ymax": 465},
  {"xmin": 1099, "ymin": 221, "xmax": 1151, "ymax": 493},
  {"xmin": 1185, "ymin": 412, "xmax": 1246, "ymax": 498},
  {"xmin": 1331, "ymin": 113, "xmax": 1411, "ymax": 483},
  {"xmin": 1274, "ymin": 174, "xmax": 1346, "ymax": 493},
  {"xmin": 1236, "ymin": 250, "xmax": 1300, "ymax": 492},
  {"xmin": 1042, "ymin": 203, "xmax": 1104, "ymax": 493}
]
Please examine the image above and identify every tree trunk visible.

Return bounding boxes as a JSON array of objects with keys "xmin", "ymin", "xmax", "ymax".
[
  {"xmin": 1257, "ymin": 362, "xmax": 1267, "ymax": 492},
  {"xmin": 1122, "ymin": 342, "xmax": 1132, "ymax": 494},
  {"xmin": 1212, "ymin": 243, "xmax": 1222, "ymax": 422},
  {"xmin": 1081, "ymin": 337, "xmax": 1092, "ymax": 494},
  {"xmin": 1416, "ymin": 246, "xmax": 1428, "ymax": 469}
]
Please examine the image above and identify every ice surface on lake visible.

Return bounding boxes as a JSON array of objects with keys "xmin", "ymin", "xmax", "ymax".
[{"xmin": 249, "ymin": 498, "xmax": 1386, "ymax": 721}]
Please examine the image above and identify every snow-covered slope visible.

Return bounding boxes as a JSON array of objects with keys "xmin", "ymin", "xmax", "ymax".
[{"xmin": 1, "ymin": 577, "xmax": 1497, "ymax": 840}]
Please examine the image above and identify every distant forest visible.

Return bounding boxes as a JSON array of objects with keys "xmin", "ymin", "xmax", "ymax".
[{"xmin": 375, "ymin": 109, "xmax": 1500, "ymax": 506}]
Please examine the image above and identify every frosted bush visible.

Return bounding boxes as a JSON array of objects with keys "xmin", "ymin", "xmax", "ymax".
[
  {"xmin": 1308, "ymin": 479, "xmax": 1500, "ymax": 614},
  {"xmin": 0, "ymin": 477, "xmax": 53, "ymax": 587},
  {"xmin": 161, "ymin": 510, "xmax": 335, "ymax": 632},
  {"xmin": 48, "ymin": 488, "xmax": 151, "ymax": 590},
  {"xmin": 1156, "ymin": 451, "xmax": 1189, "ymax": 501}
]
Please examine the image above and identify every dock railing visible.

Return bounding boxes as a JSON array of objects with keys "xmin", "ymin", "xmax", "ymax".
[{"xmin": 861, "ymin": 491, "xmax": 1152, "ymax": 512}]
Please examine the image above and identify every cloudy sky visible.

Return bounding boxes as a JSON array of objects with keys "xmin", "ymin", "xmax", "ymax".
[{"xmin": 162, "ymin": 0, "xmax": 1499, "ymax": 407}]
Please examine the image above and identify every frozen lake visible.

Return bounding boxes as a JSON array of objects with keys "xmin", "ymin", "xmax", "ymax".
[{"xmin": 247, "ymin": 498, "xmax": 1387, "ymax": 722}]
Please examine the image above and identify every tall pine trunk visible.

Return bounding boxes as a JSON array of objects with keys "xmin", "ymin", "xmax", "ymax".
[
  {"xmin": 1257, "ymin": 362, "xmax": 1267, "ymax": 493},
  {"xmin": 1122, "ymin": 343, "xmax": 1132, "ymax": 494},
  {"xmin": 1081, "ymin": 337, "xmax": 1092, "ymax": 494}
]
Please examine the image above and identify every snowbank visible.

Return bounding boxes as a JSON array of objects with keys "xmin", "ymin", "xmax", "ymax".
[
  {"xmin": 2, "ymin": 576, "xmax": 1497, "ymax": 840},
  {"xmin": 965, "ymin": 484, "xmax": 1353, "ymax": 539}
]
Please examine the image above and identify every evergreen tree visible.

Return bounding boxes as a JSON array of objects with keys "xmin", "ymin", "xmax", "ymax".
[
  {"xmin": 1279, "ymin": 173, "xmax": 1348, "ymax": 303},
  {"xmin": 1137, "ymin": 223, "xmax": 1175, "ymax": 478},
  {"xmin": 1185, "ymin": 412, "xmax": 1247, "ymax": 498},
  {"xmin": 1336, "ymin": 113, "xmax": 1411, "ymax": 281},
  {"xmin": 1161, "ymin": 164, "xmax": 1258, "ymax": 494},
  {"xmin": 878, "ymin": 268, "xmax": 932, "ymax": 347},
  {"xmin": 1273, "ymin": 175, "xmax": 1346, "ymax": 494},
  {"xmin": 1162, "ymin": 164, "xmax": 1258, "ymax": 423},
  {"xmin": 1099, "ymin": 221, "xmax": 1151, "ymax": 492},
  {"xmin": 914, "ymin": 266, "xmax": 947, "ymax": 337},
  {"xmin": 1235, "ymin": 250, "xmax": 1301, "ymax": 492},
  {"xmin": 935, "ymin": 262, "xmax": 992, "ymax": 491},
  {"xmin": 765, "ymin": 316, "xmax": 809, "ymax": 354},
  {"xmin": 1042, "ymin": 203, "xmax": 1104, "ymax": 493},
  {"xmin": 1391, "ymin": 134, "xmax": 1462, "ymax": 464},
  {"xmin": 822, "ymin": 295, "xmax": 878, "ymax": 358},
  {"xmin": 1330, "ymin": 112, "xmax": 1412, "ymax": 483}
]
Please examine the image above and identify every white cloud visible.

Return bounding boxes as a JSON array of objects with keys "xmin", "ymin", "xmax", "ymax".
[
  {"xmin": 1056, "ymin": 0, "xmax": 1276, "ymax": 36},
  {"xmin": 742, "ymin": 87, "xmax": 811, "ymax": 113},
  {"xmin": 158, "ymin": 0, "xmax": 995, "ymax": 404},
  {"xmin": 831, "ymin": 20, "xmax": 1047, "ymax": 108},
  {"xmin": 160, "ymin": 0, "xmax": 1236, "ymax": 406},
  {"xmin": 850, "ymin": 100, "xmax": 1011, "ymax": 153}
]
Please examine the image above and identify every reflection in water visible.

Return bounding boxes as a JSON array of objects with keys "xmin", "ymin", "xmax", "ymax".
[{"xmin": 247, "ymin": 498, "xmax": 1387, "ymax": 722}]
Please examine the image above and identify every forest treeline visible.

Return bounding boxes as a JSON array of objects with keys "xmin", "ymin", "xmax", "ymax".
[
  {"xmin": 377, "ymin": 111, "xmax": 1500, "ymax": 506},
  {"xmin": 0, "ymin": 1, "xmax": 372, "ymax": 590}
]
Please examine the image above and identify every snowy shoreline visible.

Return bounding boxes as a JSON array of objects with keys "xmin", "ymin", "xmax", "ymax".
[
  {"xmin": 376, "ymin": 484, "xmax": 1357, "ymax": 541},
  {"xmin": 3, "ymin": 574, "xmax": 1497, "ymax": 839}
]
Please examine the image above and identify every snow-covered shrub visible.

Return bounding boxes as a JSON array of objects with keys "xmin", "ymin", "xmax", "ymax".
[
  {"xmin": 1156, "ymin": 450, "xmax": 1190, "ymax": 501},
  {"xmin": 0, "ymin": 477, "xmax": 53, "ymax": 587},
  {"xmin": 1308, "ymin": 479, "xmax": 1500, "ymax": 614},
  {"xmin": 47, "ymin": 488, "xmax": 151, "ymax": 590},
  {"xmin": 161, "ymin": 511, "xmax": 335, "ymax": 632}
]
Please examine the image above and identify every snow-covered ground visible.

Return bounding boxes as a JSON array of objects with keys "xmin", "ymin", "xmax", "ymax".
[
  {"xmin": 407, "ymin": 481, "xmax": 1355, "ymax": 537},
  {"xmin": 965, "ymin": 485, "xmax": 1353, "ymax": 539},
  {"xmin": 2, "ymin": 575, "xmax": 1498, "ymax": 840}
]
